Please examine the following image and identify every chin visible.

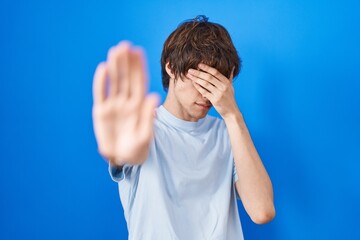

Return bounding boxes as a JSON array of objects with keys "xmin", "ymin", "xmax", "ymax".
[{"xmin": 193, "ymin": 109, "xmax": 209, "ymax": 120}]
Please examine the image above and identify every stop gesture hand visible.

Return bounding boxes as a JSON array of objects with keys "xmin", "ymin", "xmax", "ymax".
[{"xmin": 92, "ymin": 42, "xmax": 159, "ymax": 166}]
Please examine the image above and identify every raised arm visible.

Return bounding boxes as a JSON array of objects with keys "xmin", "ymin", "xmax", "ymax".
[
  {"xmin": 92, "ymin": 41, "xmax": 159, "ymax": 167},
  {"xmin": 187, "ymin": 63, "xmax": 275, "ymax": 224}
]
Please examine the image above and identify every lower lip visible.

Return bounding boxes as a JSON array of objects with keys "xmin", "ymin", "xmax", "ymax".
[{"xmin": 196, "ymin": 103, "xmax": 211, "ymax": 110}]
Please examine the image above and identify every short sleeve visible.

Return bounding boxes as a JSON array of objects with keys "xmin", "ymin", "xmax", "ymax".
[
  {"xmin": 108, "ymin": 164, "xmax": 124, "ymax": 182},
  {"xmin": 233, "ymin": 161, "xmax": 241, "ymax": 200},
  {"xmin": 233, "ymin": 160, "xmax": 239, "ymax": 183},
  {"xmin": 108, "ymin": 163, "xmax": 135, "ymax": 182}
]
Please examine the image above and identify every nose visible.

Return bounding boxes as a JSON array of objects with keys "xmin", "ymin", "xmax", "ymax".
[{"xmin": 202, "ymin": 95, "xmax": 211, "ymax": 104}]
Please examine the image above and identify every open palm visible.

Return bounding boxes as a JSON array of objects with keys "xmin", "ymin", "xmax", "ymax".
[{"xmin": 92, "ymin": 42, "xmax": 158, "ymax": 166}]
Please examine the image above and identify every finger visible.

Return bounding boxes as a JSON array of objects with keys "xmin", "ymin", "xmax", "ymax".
[
  {"xmin": 187, "ymin": 69, "xmax": 225, "ymax": 91},
  {"xmin": 129, "ymin": 47, "xmax": 147, "ymax": 104},
  {"xmin": 187, "ymin": 68, "xmax": 224, "ymax": 90},
  {"xmin": 188, "ymin": 74, "xmax": 218, "ymax": 95},
  {"xmin": 93, "ymin": 62, "xmax": 108, "ymax": 104},
  {"xmin": 138, "ymin": 94, "xmax": 159, "ymax": 140},
  {"xmin": 192, "ymin": 81, "xmax": 214, "ymax": 102},
  {"xmin": 107, "ymin": 47, "xmax": 119, "ymax": 97},
  {"xmin": 116, "ymin": 41, "xmax": 131, "ymax": 97},
  {"xmin": 107, "ymin": 41, "xmax": 131, "ymax": 97},
  {"xmin": 197, "ymin": 63, "xmax": 228, "ymax": 82}
]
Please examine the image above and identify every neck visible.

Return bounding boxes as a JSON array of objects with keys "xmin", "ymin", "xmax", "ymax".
[
  {"xmin": 163, "ymin": 90, "xmax": 183, "ymax": 119},
  {"xmin": 163, "ymin": 89, "xmax": 199, "ymax": 122}
]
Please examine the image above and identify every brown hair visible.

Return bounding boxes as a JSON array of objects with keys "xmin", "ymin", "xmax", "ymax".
[{"xmin": 161, "ymin": 15, "xmax": 241, "ymax": 91}]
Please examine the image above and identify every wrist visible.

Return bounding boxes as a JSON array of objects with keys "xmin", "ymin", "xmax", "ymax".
[
  {"xmin": 223, "ymin": 109, "xmax": 243, "ymax": 124},
  {"xmin": 98, "ymin": 149, "xmax": 124, "ymax": 167}
]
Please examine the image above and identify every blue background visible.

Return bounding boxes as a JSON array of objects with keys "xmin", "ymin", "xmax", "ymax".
[{"xmin": 1, "ymin": 0, "xmax": 359, "ymax": 239}]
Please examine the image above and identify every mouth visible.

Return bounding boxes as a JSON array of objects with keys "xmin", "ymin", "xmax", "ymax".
[{"xmin": 195, "ymin": 103, "xmax": 212, "ymax": 110}]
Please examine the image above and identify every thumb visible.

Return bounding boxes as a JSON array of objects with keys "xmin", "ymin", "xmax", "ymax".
[{"xmin": 138, "ymin": 93, "xmax": 160, "ymax": 139}]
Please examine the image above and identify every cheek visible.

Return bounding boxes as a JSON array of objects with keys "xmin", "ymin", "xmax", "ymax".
[
  {"xmin": 186, "ymin": 82, "xmax": 201, "ymax": 98},
  {"xmin": 177, "ymin": 81, "xmax": 201, "ymax": 102}
]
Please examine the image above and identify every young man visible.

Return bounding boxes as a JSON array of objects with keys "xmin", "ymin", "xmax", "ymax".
[{"xmin": 92, "ymin": 16, "xmax": 275, "ymax": 239}]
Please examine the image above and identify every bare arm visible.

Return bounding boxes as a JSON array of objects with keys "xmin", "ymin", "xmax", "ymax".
[
  {"xmin": 92, "ymin": 41, "xmax": 158, "ymax": 167},
  {"xmin": 223, "ymin": 112, "xmax": 275, "ymax": 224},
  {"xmin": 187, "ymin": 63, "xmax": 275, "ymax": 224}
]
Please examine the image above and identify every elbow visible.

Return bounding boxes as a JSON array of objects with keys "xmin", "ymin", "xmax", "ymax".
[{"xmin": 251, "ymin": 206, "xmax": 276, "ymax": 225}]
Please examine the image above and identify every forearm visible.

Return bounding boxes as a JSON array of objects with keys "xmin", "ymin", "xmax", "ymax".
[{"xmin": 224, "ymin": 110, "xmax": 275, "ymax": 224}]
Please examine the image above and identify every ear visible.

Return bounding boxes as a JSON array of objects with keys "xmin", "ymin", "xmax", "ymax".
[
  {"xmin": 230, "ymin": 66, "xmax": 235, "ymax": 80},
  {"xmin": 165, "ymin": 62, "xmax": 175, "ymax": 79}
]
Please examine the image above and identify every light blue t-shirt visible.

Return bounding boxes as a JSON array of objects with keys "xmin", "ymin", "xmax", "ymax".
[{"xmin": 109, "ymin": 105, "xmax": 243, "ymax": 240}]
